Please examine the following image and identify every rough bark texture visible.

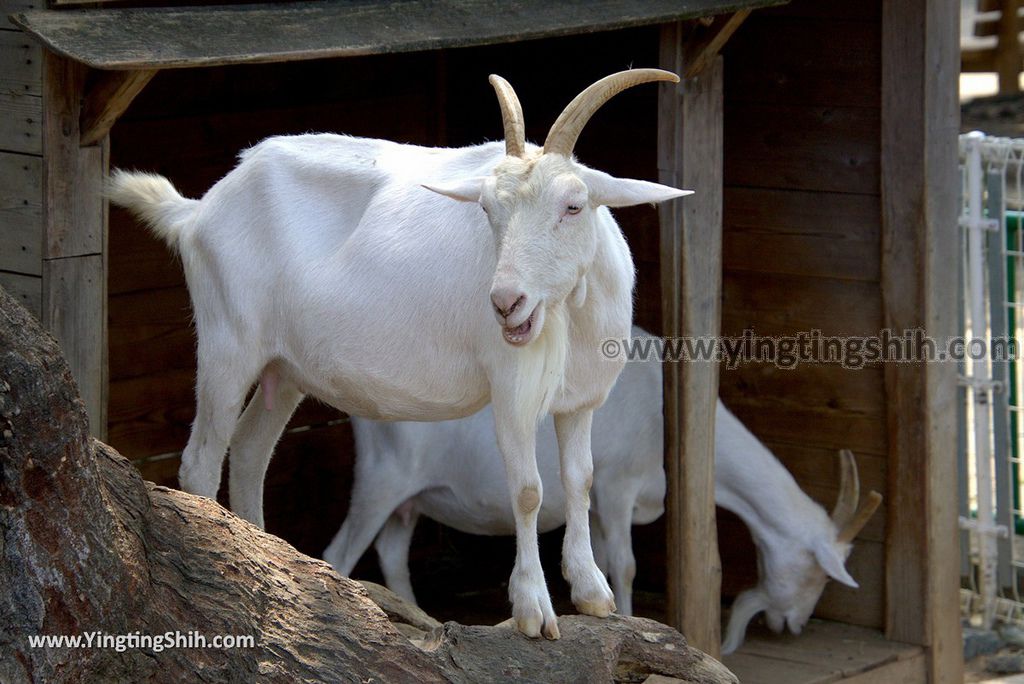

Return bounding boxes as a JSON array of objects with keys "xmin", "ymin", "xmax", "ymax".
[{"xmin": 0, "ymin": 286, "xmax": 736, "ymax": 684}]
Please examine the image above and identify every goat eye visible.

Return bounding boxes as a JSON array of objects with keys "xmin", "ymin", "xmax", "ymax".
[{"xmin": 566, "ymin": 205, "xmax": 582, "ymax": 215}]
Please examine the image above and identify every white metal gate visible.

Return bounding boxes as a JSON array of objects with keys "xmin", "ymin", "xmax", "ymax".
[{"xmin": 960, "ymin": 131, "xmax": 1023, "ymax": 628}]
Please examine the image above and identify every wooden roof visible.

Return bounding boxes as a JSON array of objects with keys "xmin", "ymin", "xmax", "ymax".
[{"xmin": 10, "ymin": 0, "xmax": 784, "ymax": 70}]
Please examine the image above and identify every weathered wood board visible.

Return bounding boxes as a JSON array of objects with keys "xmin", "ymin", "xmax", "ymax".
[
  {"xmin": 0, "ymin": 90, "xmax": 41, "ymax": 155},
  {"xmin": 0, "ymin": 29, "xmax": 40, "ymax": 96},
  {"xmin": 0, "ymin": 151, "xmax": 41, "ymax": 275},
  {"xmin": 722, "ymin": 618, "xmax": 922, "ymax": 684},
  {"xmin": 13, "ymin": 0, "xmax": 785, "ymax": 70},
  {"xmin": 0, "ymin": 0, "xmax": 38, "ymax": 20},
  {"xmin": 0, "ymin": 269, "xmax": 39, "ymax": 316},
  {"xmin": 42, "ymin": 254, "xmax": 105, "ymax": 436}
]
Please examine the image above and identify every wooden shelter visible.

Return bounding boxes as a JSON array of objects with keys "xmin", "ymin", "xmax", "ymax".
[{"xmin": 0, "ymin": 0, "xmax": 961, "ymax": 681}]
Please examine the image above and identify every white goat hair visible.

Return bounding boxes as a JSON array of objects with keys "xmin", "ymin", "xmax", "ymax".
[
  {"xmin": 324, "ymin": 327, "xmax": 882, "ymax": 654},
  {"xmin": 107, "ymin": 70, "xmax": 690, "ymax": 640}
]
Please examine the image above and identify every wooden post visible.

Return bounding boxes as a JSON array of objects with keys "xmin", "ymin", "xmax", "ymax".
[
  {"xmin": 996, "ymin": 0, "xmax": 1022, "ymax": 94},
  {"xmin": 881, "ymin": 1, "xmax": 963, "ymax": 682},
  {"xmin": 658, "ymin": 21, "xmax": 724, "ymax": 658},
  {"xmin": 41, "ymin": 51, "xmax": 108, "ymax": 439}
]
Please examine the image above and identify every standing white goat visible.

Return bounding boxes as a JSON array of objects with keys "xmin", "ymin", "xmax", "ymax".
[
  {"xmin": 323, "ymin": 327, "xmax": 882, "ymax": 653},
  {"xmin": 108, "ymin": 70, "xmax": 689, "ymax": 639}
]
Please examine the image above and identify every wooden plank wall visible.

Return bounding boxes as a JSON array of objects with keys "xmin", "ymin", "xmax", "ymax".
[
  {"xmin": 717, "ymin": 0, "xmax": 886, "ymax": 629},
  {"xmin": 0, "ymin": 0, "xmax": 43, "ymax": 317}
]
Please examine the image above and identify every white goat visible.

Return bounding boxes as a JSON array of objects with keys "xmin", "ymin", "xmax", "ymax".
[
  {"xmin": 108, "ymin": 70, "xmax": 689, "ymax": 639},
  {"xmin": 324, "ymin": 327, "xmax": 881, "ymax": 653}
]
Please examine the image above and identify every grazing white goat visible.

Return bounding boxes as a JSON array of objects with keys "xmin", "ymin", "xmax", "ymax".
[
  {"xmin": 108, "ymin": 70, "xmax": 689, "ymax": 639},
  {"xmin": 323, "ymin": 327, "xmax": 882, "ymax": 653}
]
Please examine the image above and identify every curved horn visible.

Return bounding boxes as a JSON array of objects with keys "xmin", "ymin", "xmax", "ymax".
[
  {"xmin": 838, "ymin": 491, "xmax": 883, "ymax": 544},
  {"xmin": 489, "ymin": 74, "xmax": 526, "ymax": 158},
  {"xmin": 830, "ymin": 449, "xmax": 860, "ymax": 529},
  {"xmin": 543, "ymin": 68, "xmax": 680, "ymax": 157}
]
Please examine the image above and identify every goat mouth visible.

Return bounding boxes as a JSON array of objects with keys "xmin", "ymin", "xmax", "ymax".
[{"xmin": 502, "ymin": 306, "xmax": 539, "ymax": 346}]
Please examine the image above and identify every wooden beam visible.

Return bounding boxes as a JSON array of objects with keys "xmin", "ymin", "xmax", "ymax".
[
  {"xmin": 659, "ymin": 21, "xmax": 724, "ymax": 658},
  {"xmin": 881, "ymin": 1, "xmax": 962, "ymax": 682},
  {"xmin": 682, "ymin": 10, "xmax": 751, "ymax": 79},
  {"xmin": 41, "ymin": 50, "xmax": 107, "ymax": 439},
  {"xmin": 80, "ymin": 68, "xmax": 157, "ymax": 147}
]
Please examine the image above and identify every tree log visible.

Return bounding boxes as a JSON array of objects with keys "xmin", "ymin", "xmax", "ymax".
[{"xmin": 0, "ymin": 286, "xmax": 736, "ymax": 684}]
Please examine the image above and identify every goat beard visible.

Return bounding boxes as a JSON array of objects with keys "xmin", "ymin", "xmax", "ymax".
[{"xmin": 512, "ymin": 303, "xmax": 569, "ymax": 432}]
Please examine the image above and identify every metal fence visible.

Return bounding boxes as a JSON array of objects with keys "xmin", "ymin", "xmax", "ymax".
[{"xmin": 960, "ymin": 131, "xmax": 1021, "ymax": 628}]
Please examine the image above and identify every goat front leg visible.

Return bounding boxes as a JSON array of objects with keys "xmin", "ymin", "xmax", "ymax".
[
  {"xmin": 554, "ymin": 409, "xmax": 616, "ymax": 617},
  {"xmin": 493, "ymin": 395, "xmax": 559, "ymax": 639}
]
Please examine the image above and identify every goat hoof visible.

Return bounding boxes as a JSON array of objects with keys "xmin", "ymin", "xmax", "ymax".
[
  {"xmin": 514, "ymin": 613, "xmax": 561, "ymax": 640},
  {"xmin": 569, "ymin": 564, "xmax": 616, "ymax": 617},
  {"xmin": 515, "ymin": 612, "xmax": 543, "ymax": 638},
  {"xmin": 512, "ymin": 589, "xmax": 559, "ymax": 639},
  {"xmin": 574, "ymin": 596, "xmax": 616, "ymax": 618}
]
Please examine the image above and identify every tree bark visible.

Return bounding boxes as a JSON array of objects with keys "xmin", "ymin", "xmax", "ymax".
[{"xmin": 0, "ymin": 286, "xmax": 735, "ymax": 684}]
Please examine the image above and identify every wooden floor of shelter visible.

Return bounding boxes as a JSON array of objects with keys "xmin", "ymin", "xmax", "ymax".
[
  {"xmin": 721, "ymin": 619, "xmax": 924, "ymax": 684},
  {"xmin": 411, "ymin": 582, "xmax": 925, "ymax": 683}
]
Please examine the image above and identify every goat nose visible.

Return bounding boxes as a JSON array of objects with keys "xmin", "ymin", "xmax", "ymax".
[{"xmin": 491, "ymin": 287, "xmax": 525, "ymax": 318}]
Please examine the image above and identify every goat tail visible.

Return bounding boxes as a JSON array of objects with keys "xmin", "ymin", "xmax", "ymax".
[{"xmin": 106, "ymin": 170, "xmax": 198, "ymax": 250}]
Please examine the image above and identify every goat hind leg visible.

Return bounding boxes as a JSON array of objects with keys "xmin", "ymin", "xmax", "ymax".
[
  {"xmin": 178, "ymin": 359, "xmax": 255, "ymax": 499},
  {"xmin": 590, "ymin": 509, "xmax": 609, "ymax": 575},
  {"xmin": 591, "ymin": 483, "xmax": 637, "ymax": 616},
  {"xmin": 373, "ymin": 508, "xmax": 419, "ymax": 604},
  {"xmin": 323, "ymin": 471, "xmax": 418, "ymax": 580},
  {"xmin": 228, "ymin": 372, "xmax": 304, "ymax": 528}
]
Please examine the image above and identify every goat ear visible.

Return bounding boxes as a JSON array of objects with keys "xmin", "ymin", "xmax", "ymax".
[
  {"xmin": 421, "ymin": 177, "xmax": 486, "ymax": 203},
  {"xmin": 580, "ymin": 167, "xmax": 692, "ymax": 208},
  {"xmin": 814, "ymin": 541, "xmax": 858, "ymax": 588},
  {"xmin": 722, "ymin": 588, "xmax": 767, "ymax": 655}
]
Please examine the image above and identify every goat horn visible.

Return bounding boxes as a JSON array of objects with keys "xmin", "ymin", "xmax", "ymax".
[
  {"xmin": 838, "ymin": 491, "xmax": 883, "ymax": 544},
  {"xmin": 830, "ymin": 449, "xmax": 859, "ymax": 529},
  {"xmin": 489, "ymin": 75, "xmax": 527, "ymax": 158},
  {"xmin": 543, "ymin": 68, "xmax": 680, "ymax": 157}
]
